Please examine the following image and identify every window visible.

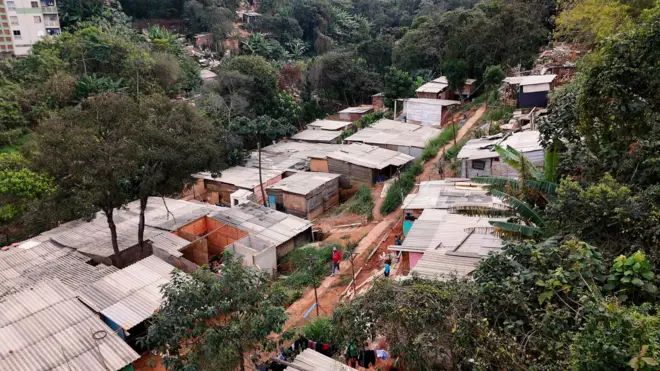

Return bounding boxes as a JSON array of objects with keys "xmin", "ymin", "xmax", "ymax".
[
  {"xmin": 9, "ymin": 16, "xmax": 17, "ymax": 25},
  {"xmin": 3, "ymin": 29, "xmax": 9, "ymax": 35},
  {"xmin": 12, "ymin": 30, "xmax": 20, "ymax": 40},
  {"xmin": 2, "ymin": 22, "xmax": 7, "ymax": 27},
  {"xmin": 6, "ymin": 1, "xmax": 14, "ymax": 10},
  {"xmin": 471, "ymin": 160, "xmax": 486, "ymax": 170},
  {"xmin": 33, "ymin": 16, "xmax": 41, "ymax": 23},
  {"xmin": 0, "ymin": 37, "xmax": 3, "ymax": 42},
  {"xmin": 31, "ymin": 1, "xmax": 38, "ymax": 8}
]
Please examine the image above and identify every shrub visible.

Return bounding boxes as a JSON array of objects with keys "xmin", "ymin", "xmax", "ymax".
[
  {"xmin": 335, "ymin": 186, "xmax": 374, "ymax": 219},
  {"xmin": 444, "ymin": 136, "xmax": 471, "ymax": 160},
  {"xmin": 303, "ymin": 317, "xmax": 336, "ymax": 343},
  {"xmin": 379, "ymin": 160, "xmax": 422, "ymax": 215}
]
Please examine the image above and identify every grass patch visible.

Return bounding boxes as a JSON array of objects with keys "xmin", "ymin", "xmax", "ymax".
[
  {"xmin": 444, "ymin": 135, "xmax": 471, "ymax": 160},
  {"xmin": 0, "ymin": 130, "xmax": 30, "ymax": 154},
  {"xmin": 482, "ymin": 105, "xmax": 514, "ymax": 122},
  {"xmin": 353, "ymin": 111, "xmax": 386, "ymax": 129},
  {"xmin": 335, "ymin": 186, "xmax": 374, "ymax": 220},
  {"xmin": 379, "ymin": 159, "xmax": 423, "ymax": 215},
  {"xmin": 421, "ymin": 127, "xmax": 458, "ymax": 161},
  {"xmin": 458, "ymin": 94, "xmax": 486, "ymax": 112}
]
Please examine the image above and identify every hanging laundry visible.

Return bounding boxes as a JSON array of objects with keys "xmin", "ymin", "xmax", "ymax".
[{"xmin": 376, "ymin": 349, "xmax": 389, "ymax": 360}]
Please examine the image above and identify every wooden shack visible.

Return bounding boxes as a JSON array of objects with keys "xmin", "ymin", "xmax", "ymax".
[
  {"xmin": 194, "ymin": 167, "xmax": 283, "ymax": 206},
  {"xmin": 266, "ymin": 172, "xmax": 341, "ymax": 219},
  {"xmin": 338, "ymin": 107, "xmax": 374, "ymax": 122},
  {"xmin": 324, "ymin": 143, "xmax": 415, "ymax": 188}
]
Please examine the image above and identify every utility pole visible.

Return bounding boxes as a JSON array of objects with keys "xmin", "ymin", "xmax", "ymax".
[
  {"xmin": 309, "ymin": 256, "xmax": 320, "ymax": 317},
  {"xmin": 451, "ymin": 106, "xmax": 457, "ymax": 146},
  {"xmin": 350, "ymin": 253, "xmax": 358, "ymax": 296}
]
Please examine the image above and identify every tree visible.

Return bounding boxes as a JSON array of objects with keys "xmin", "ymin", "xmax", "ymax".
[
  {"xmin": 555, "ymin": 0, "xmax": 636, "ymax": 44},
  {"xmin": 383, "ymin": 67, "xmax": 415, "ymax": 108},
  {"xmin": 441, "ymin": 59, "xmax": 468, "ymax": 100},
  {"xmin": 225, "ymin": 55, "xmax": 279, "ymax": 116},
  {"xmin": 57, "ymin": 0, "xmax": 106, "ymax": 28},
  {"xmin": 140, "ymin": 252, "xmax": 288, "ymax": 371},
  {"xmin": 34, "ymin": 93, "xmax": 140, "ymax": 266},
  {"xmin": 128, "ymin": 95, "xmax": 227, "ymax": 248},
  {"xmin": 229, "ymin": 116, "xmax": 296, "ymax": 206}
]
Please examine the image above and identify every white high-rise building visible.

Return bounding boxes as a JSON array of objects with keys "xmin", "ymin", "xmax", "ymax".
[{"xmin": 0, "ymin": 0, "xmax": 60, "ymax": 57}]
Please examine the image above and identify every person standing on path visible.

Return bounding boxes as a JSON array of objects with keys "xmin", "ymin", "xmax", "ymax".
[{"xmin": 331, "ymin": 247, "xmax": 342, "ymax": 277}]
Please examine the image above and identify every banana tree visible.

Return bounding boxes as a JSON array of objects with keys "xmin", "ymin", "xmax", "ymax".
[{"xmin": 451, "ymin": 145, "xmax": 558, "ymax": 239}]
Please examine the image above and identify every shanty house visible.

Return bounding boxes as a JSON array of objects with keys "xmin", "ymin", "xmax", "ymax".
[
  {"xmin": 345, "ymin": 119, "xmax": 442, "ymax": 159},
  {"xmin": 403, "ymin": 98, "xmax": 460, "ymax": 126},
  {"xmin": 307, "ymin": 119, "xmax": 353, "ymax": 132},
  {"xmin": 416, "ymin": 77, "xmax": 452, "ymax": 99},
  {"xmin": 338, "ymin": 106, "xmax": 374, "ymax": 122},
  {"xmin": 244, "ymin": 141, "xmax": 342, "ymax": 173},
  {"xmin": 389, "ymin": 210, "xmax": 503, "ymax": 276},
  {"xmin": 457, "ymin": 131, "xmax": 544, "ymax": 178},
  {"xmin": 0, "ymin": 279, "xmax": 140, "ymax": 371},
  {"xmin": 504, "ymin": 75, "xmax": 557, "ymax": 108},
  {"xmin": 402, "ymin": 179, "xmax": 500, "ymax": 218},
  {"xmin": 323, "ymin": 143, "xmax": 415, "ymax": 188},
  {"xmin": 291, "ymin": 129, "xmax": 343, "ymax": 144},
  {"xmin": 266, "ymin": 172, "xmax": 341, "ymax": 219},
  {"xmin": 77, "ymin": 256, "xmax": 175, "ymax": 346},
  {"xmin": 194, "ymin": 166, "xmax": 284, "ymax": 205}
]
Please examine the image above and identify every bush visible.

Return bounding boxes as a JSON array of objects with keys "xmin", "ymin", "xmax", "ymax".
[
  {"xmin": 421, "ymin": 128, "xmax": 457, "ymax": 161},
  {"xmin": 379, "ymin": 160, "xmax": 422, "ymax": 215},
  {"xmin": 483, "ymin": 106, "xmax": 514, "ymax": 122},
  {"xmin": 303, "ymin": 317, "xmax": 336, "ymax": 343},
  {"xmin": 0, "ymin": 128, "xmax": 27, "ymax": 147},
  {"xmin": 444, "ymin": 136, "xmax": 471, "ymax": 160},
  {"xmin": 353, "ymin": 111, "xmax": 385, "ymax": 129},
  {"xmin": 335, "ymin": 186, "xmax": 374, "ymax": 219}
]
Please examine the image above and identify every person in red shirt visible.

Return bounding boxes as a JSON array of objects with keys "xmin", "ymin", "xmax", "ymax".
[{"xmin": 331, "ymin": 246, "xmax": 342, "ymax": 277}]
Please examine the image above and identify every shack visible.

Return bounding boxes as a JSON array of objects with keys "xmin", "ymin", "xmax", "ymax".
[
  {"xmin": 457, "ymin": 131, "xmax": 544, "ymax": 178},
  {"xmin": 291, "ymin": 129, "xmax": 343, "ymax": 144},
  {"xmin": 307, "ymin": 119, "xmax": 353, "ymax": 131},
  {"xmin": 244, "ymin": 141, "xmax": 342, "ymax": 173},
  {"xmin": 345, "ymin": 119, "xmax": 442, "ymax": 159},
  {"xmin": 266, "ymin": 172, "xmax": 341, "ymax": 219},
  {"xmin": 338, "ymin": 106, "xmax": 374, "ymax": 122},
  {"xmin": 504, "ymin": 74, "xmax": 557, "ymax": 108},
  {"xmin": 402, "ymin": 179, "xmax": 500, "ymax": 218},
  {"xmin": 402, "ymin": 98, "xmax": 460, "ymax": 126},
  {"xmin": 194, "ymin": 166, "xmax": 284, "ymax": 205},
  {"xmin": 389, "ymin": 210, "xmax": 503, "ymax": 276},
  {"xmin": 415, "ymin": 76, "xmax": 477, "ymax": 100},
  {"xmin": 323, "ymin": 143, "xmax": 415, "ymax": 188}
]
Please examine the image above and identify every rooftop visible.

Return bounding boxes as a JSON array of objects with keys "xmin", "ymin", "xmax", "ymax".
[
  {"xmin": 0, "ymin": 279, "xmax": 139, "ymax": 371},
  {"xmin": 77, "ymin": 256, "xmax": 174, "ymax": 331},
  {"xmin": 338, "ymin": 107, "xmax": 373, "ymax": 114},
  {"xmin": 267, "ymin": 172, "xmax": 340, "ymax": 196},
  {"xmin": 284, "ymin": 349, "xmax": 357, "ymax": 371},
  {"xmin": 194, "ymin": 166, "xmax": 284, "ymax": 189},
  {"xmin": 416, "ymin": 81, "xmax": 449, "ymax": 94},
  {"xmin": 306, "ymin": 119, "xmax": 352, "ymax": 131},
  {"xmin": 402, "ymin": 180, "xmax": 499, "ymax": 211},
  {"xmin": 504, "ymin": 74, "xmax": 557, "ymax": 86},
  {"xmin": 0, "ymin": 241, "xmax": 118, "ymax": 298},
  {"xmin": 346, "ymin": 119, "xmax": 442, "ymax": 148},
  {"xmin": 326, "ymin": 143, "xmax": 415, "ymax": 170},
  {"xmin": 245, "ymin": 142, "xmax": 342, "ymax": 171},
  {"xmin": 457, "ymin": 131, "xmax": 543, "ymax": 161},
  {"xmin": 200, "ymin": 69, "xmax": 217, "ymax": 80},
  {"xmin": 291, "ymin": 129, "xmax": 343, "ymax": 143},
  {"xmin": 403, "ymin": 98, "xmax": 461, "ymax": 106}
]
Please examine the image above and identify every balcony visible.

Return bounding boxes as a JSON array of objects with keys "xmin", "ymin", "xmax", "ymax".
[
  {"xmin": 44, "ymin": 20, "xmax": 59, "ymax": 27},
  {"xmin": 41, "ymin": 6, "xmax": 57, "ymax": 13}
]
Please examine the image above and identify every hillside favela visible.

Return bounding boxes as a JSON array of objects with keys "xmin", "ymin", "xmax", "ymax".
[{"xmin": 1, "ymin": 0, "xmax": 659, "ymax": 370}]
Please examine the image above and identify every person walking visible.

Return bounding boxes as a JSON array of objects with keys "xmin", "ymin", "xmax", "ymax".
[
  {"xmin": 384, "ymin": 259, "xmax": 391, "ymax": 279},
  {"xmin": 331, "ymin": 246, "xmax": 342, "ymax": 277}
]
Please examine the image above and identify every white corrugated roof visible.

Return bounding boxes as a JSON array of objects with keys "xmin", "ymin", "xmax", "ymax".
[
  {"xmin": 307, "ymin": 119, "xmax": 351, "ymax": 131},
  {"xmin": 339, "ymin": 107, "xmax": 373, "ymax": 114},
  {"xmin": 284, "ymin": 349, "xmax": 357, "ymax": 371},
  {"xmin": 77, "ymin": 256, "xmax": 174, "ymax": 330},
  {"xmin": 194, "ymin": 166, "xmax": 283, "ymax": 189},
  {"xmin": 267, "ymin": 172, "xmax": 340, "ymax": 196},
  {"xmin": 504, "ymin": 74, "xmax": 556, "ymax": 86},
  {"xmin": 457, "ymin": 131, "xmax": 543, "ymax": 161},
  {"xmin": 292, "ymin": 129, "xmax": 343, "ymax": 143},
  {"xmin": 402, "ymin": 180, "xmax": 498, "ymax": 211},
  {"xmin": 403, "ymin": 98, "xmax": 461, "ymax": 106},
  {"xmin": 416, "ymin": 82, "xmax": 449, "ymax": 94},
  {"xmin": 0, "ymin": 280, "xmax": 139, "ymax": 371},
  {"xmin": 346, "ymin": 119, "xmax": 442, "ymax": 148},
  {"xmin": 326, "ymin": 143, "xmax": 415, "ymax": 170}
]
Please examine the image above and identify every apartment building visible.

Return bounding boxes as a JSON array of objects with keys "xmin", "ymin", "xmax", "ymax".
[{"xmin": 0, "ymin": 0, "xmax": 60, "ymax": 56}]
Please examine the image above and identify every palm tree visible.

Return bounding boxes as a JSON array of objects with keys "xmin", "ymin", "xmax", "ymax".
[{"xmin": 451, "ymin": 145, "xmax": 558, "ymax": 239}]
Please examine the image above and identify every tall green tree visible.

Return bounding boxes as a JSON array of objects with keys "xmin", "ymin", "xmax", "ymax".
[
  {"xmin": 141, "ymin": 252, "xmax": 288, "ymax": 371},
  {"xmin": 229, "ymin": 116, "xmax": 296, "ymax": 206},
  {"xmin": 383, "ymin": 66, "xmax": 415, "ymax": 108}
]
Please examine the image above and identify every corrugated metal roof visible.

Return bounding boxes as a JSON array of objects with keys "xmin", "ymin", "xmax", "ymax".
[
  {"xmin": 402, "ymin": 180, "xmax": 499, "ymax": 211},
  {"xmin": 267, "ymin": 172, "xmax": 340, "ymax": 196},
  {"xmin": 346, "ymin": 119, "xmax": 442, "ymax": 148},
  {"xmin": 77, "ymin": 256, "xmax": 174, "ymax": 330},
  {"xmin": 0, "ymin": 242, "xmax": 118, "ymax": 298},
  {"xmin": 291, "ymin": 129, "xmax": 343, "ymax": 143},
  {"xmin": 194, "ymin": 166, "xmax": 283, "ymax": 189},
  {"xmin": 416, "ymin": 82, "xmax": 449, "ymax": 94},
  {"xmin": 326, "ymin": 143, "xmax": 414, "ymax": 170},
  {"xmin": 284, "ymin": 349, "xmax": 358, "ymax": 371},
  {"xmin": 338, "ymin": 107, "xmax": 372, "ymax": 114},
  {"xmin": 403, "ymin": 98, "xmax": 461, "ymax": 106},
  {"xmin": 245, "ymin": 142, "xmax": 343, "ymax": 171},
  {"xmin": 504, "ymin": 74, "xmax": 556, "ymax": 86},
  {"xmin": 0, "ymin": 280, "xmax": 139, "ymax": 371},
  {"xmin": 456, "ymin": 131, "xmax": 543, "ymax": 161},
  {"xmin": 307, "ymin": 119, "xmax": 351, "ymax": 131}
]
